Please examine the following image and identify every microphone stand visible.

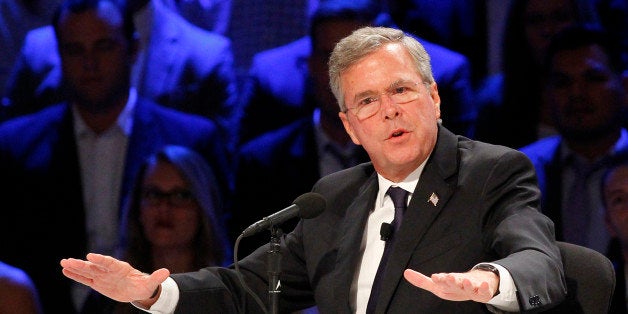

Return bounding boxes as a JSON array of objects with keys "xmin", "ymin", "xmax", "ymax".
[{"xmin": 267, "ymin": 226, "xmax": 282, "ymax": 314}]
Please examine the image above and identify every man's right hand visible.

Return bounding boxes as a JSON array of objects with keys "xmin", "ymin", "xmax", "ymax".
[{"xmin": 60, "ymin": 253, "xmax": 170, "ymax": 307}]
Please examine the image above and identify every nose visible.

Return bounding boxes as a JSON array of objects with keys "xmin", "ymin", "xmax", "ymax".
[
  {"xmin": 151, "ymin": 199, "xmax": 176, "ymax": 213},
  {"xmin": 82, "ymin": 51, "xmax": 99, "ymax": 71},
  {"xmin": 381, "ymin": 94, "xmax": 401, "ymax": 119}
]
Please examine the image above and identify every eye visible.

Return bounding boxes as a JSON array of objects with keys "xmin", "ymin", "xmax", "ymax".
[
  {"xmin": 141, "ymin": 189, "xmax": 161, "ymax": 200},
  {"xmin": 549, "ymin": 74, "xmax": 571, "ymax": 89},
  {"xmin": 393, "ymin": 86, "xmax": 409, "ymax": 95},
  {"xmin": 358, "ymin": 96, "xmax": 378, "ymax": 106},
  {"xmin": 172, "ymin": 190, "xmax": 194, "ymax": 201}
]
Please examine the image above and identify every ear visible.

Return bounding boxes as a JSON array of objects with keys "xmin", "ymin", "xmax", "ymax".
[
  {"xmin": 339, "ymin": 111, "xmax": 360, "ymax": 145},
  {"xmin": 429, "ymin": 82, "xmax": 441, "ymax": 120}
]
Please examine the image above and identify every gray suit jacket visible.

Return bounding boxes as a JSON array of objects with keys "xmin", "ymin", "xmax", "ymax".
[{"xmin": 171, "ymin": 126, "xmax": 566, "ymax": 313}]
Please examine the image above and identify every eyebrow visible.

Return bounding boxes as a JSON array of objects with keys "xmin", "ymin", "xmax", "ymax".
[{"xmin": 351, "ymin": 79, "xmax": 415, "ymax": 103}]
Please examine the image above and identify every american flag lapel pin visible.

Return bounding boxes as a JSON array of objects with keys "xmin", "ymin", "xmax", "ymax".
[{"xmin": 428, "ymin": 192, "xmax": 439, "ymax": 206}]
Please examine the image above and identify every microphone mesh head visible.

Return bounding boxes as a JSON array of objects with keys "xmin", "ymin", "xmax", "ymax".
[{"xmin": 293, "ymin": 192, "xmax": 326, "ymax": 219}]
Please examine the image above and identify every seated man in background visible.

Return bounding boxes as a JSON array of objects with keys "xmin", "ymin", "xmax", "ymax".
[
  {"xmin": 601, "ymin": 153, "xmax": 628, "ymax": 314},
  {"xmin": 520, "ymin": 24, "xmax": 628, "ymax": 254},
  {"xmin": 0, "ymin": 0, "xmax": 232, "ymax": 312},
  {"xmin": 2, "ymin": 0, "xmax": 239, "ymax": 151}
]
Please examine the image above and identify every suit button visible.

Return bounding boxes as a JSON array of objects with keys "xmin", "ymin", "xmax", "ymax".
[{"xmin": 529, "ymin": 295, "xmax": 542, "ymax": 307}]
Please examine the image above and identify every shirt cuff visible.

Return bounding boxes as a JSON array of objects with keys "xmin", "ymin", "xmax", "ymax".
[
  {"xmin": 480, "ymin": 263, "xmax": 519, "ymax": 312},
  {"xmin": 132, "ymin": 277, "xmax": 179, "ymax": 314}
]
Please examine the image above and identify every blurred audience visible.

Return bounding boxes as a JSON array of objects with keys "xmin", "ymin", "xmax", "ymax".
[
  {"xmin": 227, "ymin": 0, "xmax": 317, "ymax": 77},
  {"xmin": 0, "ymin": 261, "xmax": 43, "ymax": 314},
  {"xmin": 601, "ymin": 153, "xmax": 628, "ymax": 314},
  {"xmin": 160, "ymin": 0, "xmax": 231, "ymax": 35},
  {"xmin": 592, "ymin": 0, "xmax": 628, "ymax": 69},
  {"xmin": 0, "ymin": 0, "xmax": 62, "ymax": 96},
  {"xmin": 237, "ymin": 0, "xmax": 476, "ymax": 146},
  {"xmin": 230, "ymin": 0, "xmax": 374, "ymax": 255},
  {"xmin": 0, "ymin": 0, "xmax": 231, "ymax": 312},
  {"xmin": 2, "ymin": 0, "xmax": 239, "ymax": 151},
  {"xmin": 474, "ymin": 0, "xmax": 599, "ymax": 149},
  {"xmin": 520, "ymin": 24, "xmax": 628, "ymax": 254},
  {"xmin": 81, "ymin": 145, "xmax": 232, "ymax": 313},
  {"xmin": 384, "ymin": 0, "xmax": 487, "ymax": 86}
]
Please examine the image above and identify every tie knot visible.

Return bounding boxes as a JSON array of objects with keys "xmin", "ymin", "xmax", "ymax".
[{"xmin": 387, "ymin": 186, "xmax": 409, "ymax": 211}]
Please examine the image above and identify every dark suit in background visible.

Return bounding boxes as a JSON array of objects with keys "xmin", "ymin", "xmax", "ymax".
[
  {"xmin": 231, "ymin": 116, "xmax": 369, "ymax": 255},
  {"xmin": 0, "ymin": 98, "xmax": 232, "ymax": 313}
]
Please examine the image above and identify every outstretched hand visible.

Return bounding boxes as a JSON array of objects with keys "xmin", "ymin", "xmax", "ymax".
[
  {"xmin": 60, "ymin": 253, "xmax": 170, "ymax": 303},
  {"xmin": 403, "ymin": 269, "xmax": 498, "ymax": 303}
]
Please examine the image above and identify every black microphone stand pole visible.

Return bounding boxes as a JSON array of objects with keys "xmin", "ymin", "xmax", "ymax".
[{"xmin": 267, "ymin": 226, "xmax": 282, "ymax": 314}]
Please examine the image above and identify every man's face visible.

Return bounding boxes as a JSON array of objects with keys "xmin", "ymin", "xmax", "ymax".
[
  {"xmin": 547, "ymin": 45, "xmax": 625, "ymax": 141},
  {"xmin": 57, "ymin": 2, "xmax": 134, "ymax": 111},
  {"xmin": 524, "ymin": 0, "xmax": 576, "ymax": 65},
  {"xmin": 603, "ymin": 164, "xmax": 628, "ymax": 245},
  {"xmin": 338, "ymin": 43, "xmax": 440, "ymax": 182}
]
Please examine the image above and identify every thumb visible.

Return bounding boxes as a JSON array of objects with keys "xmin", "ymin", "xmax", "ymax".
[
  {"xmin": 403, "ymin": 269, "xmax": 434, "ymax": 291},
  {"xmin": 149, "ymin": 268, "xmax": 171, "ymax": 285}
]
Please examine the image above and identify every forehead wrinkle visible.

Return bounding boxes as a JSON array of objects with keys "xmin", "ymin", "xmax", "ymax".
[{"xmin": 353, "ymin": 78, "xmax": 415, "ymax": 101}]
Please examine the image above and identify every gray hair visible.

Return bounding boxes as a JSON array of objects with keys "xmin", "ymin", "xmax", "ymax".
[{"xmin": 328, "ymin": 26, "xmax": 434, "ymax": 112}]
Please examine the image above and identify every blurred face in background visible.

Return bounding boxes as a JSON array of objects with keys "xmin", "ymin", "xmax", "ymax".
[
  {"xmin": 524, "ymin": 0, "xmax": 577, "ymax": 65},
  {"xmin": 309, "ymin": 19, "xmax": 368, "ymax": 119},
  {"xmin": 56, "ymin": 1, "xmax": 135, "ymax": 112},
  {"xmin": 603, "ymin": 164, "xmax": 628, "ymax": 245},
  {"xmin": 547, "ymin": 44, "xmax": 626, "ymax": 141},
  {"xmin": 139, "ymin": 159, "xmax": 201, "ymax": 250}
]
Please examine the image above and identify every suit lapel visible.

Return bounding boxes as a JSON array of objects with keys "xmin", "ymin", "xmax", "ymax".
[
  {"xmin": 376, "ymin": 126, "xmax": 457, "ymax": 313},
  {"xmin": 332, "ymin": 175, "xmax": 379, "ymax": 314},
  {"xmin": 140, "ymin": 1, "xmax": 179, "ymax": 99}
]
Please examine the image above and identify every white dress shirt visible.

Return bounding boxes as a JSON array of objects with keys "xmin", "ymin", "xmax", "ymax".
[{"xmin": 72, "ymin": 88, "xmax": 136, "ymax": 310}]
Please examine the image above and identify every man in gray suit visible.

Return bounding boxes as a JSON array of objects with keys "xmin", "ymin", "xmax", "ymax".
[{"xmin": 60, "ymin": 26, "xmax": 567, "ymax": 313}]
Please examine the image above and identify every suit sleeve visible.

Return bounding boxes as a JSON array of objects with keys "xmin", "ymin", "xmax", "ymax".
[{"xmin": 479, "ymin": 150, "xmax": 567, "ymax": 312}]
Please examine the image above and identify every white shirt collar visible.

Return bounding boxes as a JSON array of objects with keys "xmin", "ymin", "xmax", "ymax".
[
  {"xmin": 72, "ymin": 87, "xmax": 137, "ymax": 137},
  {"xmin": 375, "ymin": 158, "xmax": 427, "ymax": 208}
]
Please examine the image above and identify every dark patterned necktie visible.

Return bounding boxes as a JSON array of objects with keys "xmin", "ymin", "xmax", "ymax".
[{"xmin": 366, "ymin": 186, "xmax": 409, "ymax": 314}]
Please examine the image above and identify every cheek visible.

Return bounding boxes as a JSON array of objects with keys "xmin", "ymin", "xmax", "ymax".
[
  {"xmin": 139, "ymin": 208, "xmax": 154, "ymax": 225},
  {"xmin": 609, "ymin": 212, "xmax": 628, "ymax": 233},
  {"xmin": 176, "ymin": 210, "xmax": 201, "ymax": 228}
]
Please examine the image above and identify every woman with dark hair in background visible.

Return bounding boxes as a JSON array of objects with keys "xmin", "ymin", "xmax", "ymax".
[{"xmin": 81, "ymin": 145, "xmax": 231, "ymax": 313}]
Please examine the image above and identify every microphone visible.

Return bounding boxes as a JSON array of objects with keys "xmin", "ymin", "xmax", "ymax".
[
  {"xmin": 380, "ymin": 222, "xmax": 393, "ymax": 241},
  {"xmin": 241, "ymin": 192, "xmax": 326, "ymax": 237}
]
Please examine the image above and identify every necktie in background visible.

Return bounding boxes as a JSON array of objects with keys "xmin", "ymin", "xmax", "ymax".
[{"xmin": 563, "ymin": 161, "xmax": 593, "ymax": 246}]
